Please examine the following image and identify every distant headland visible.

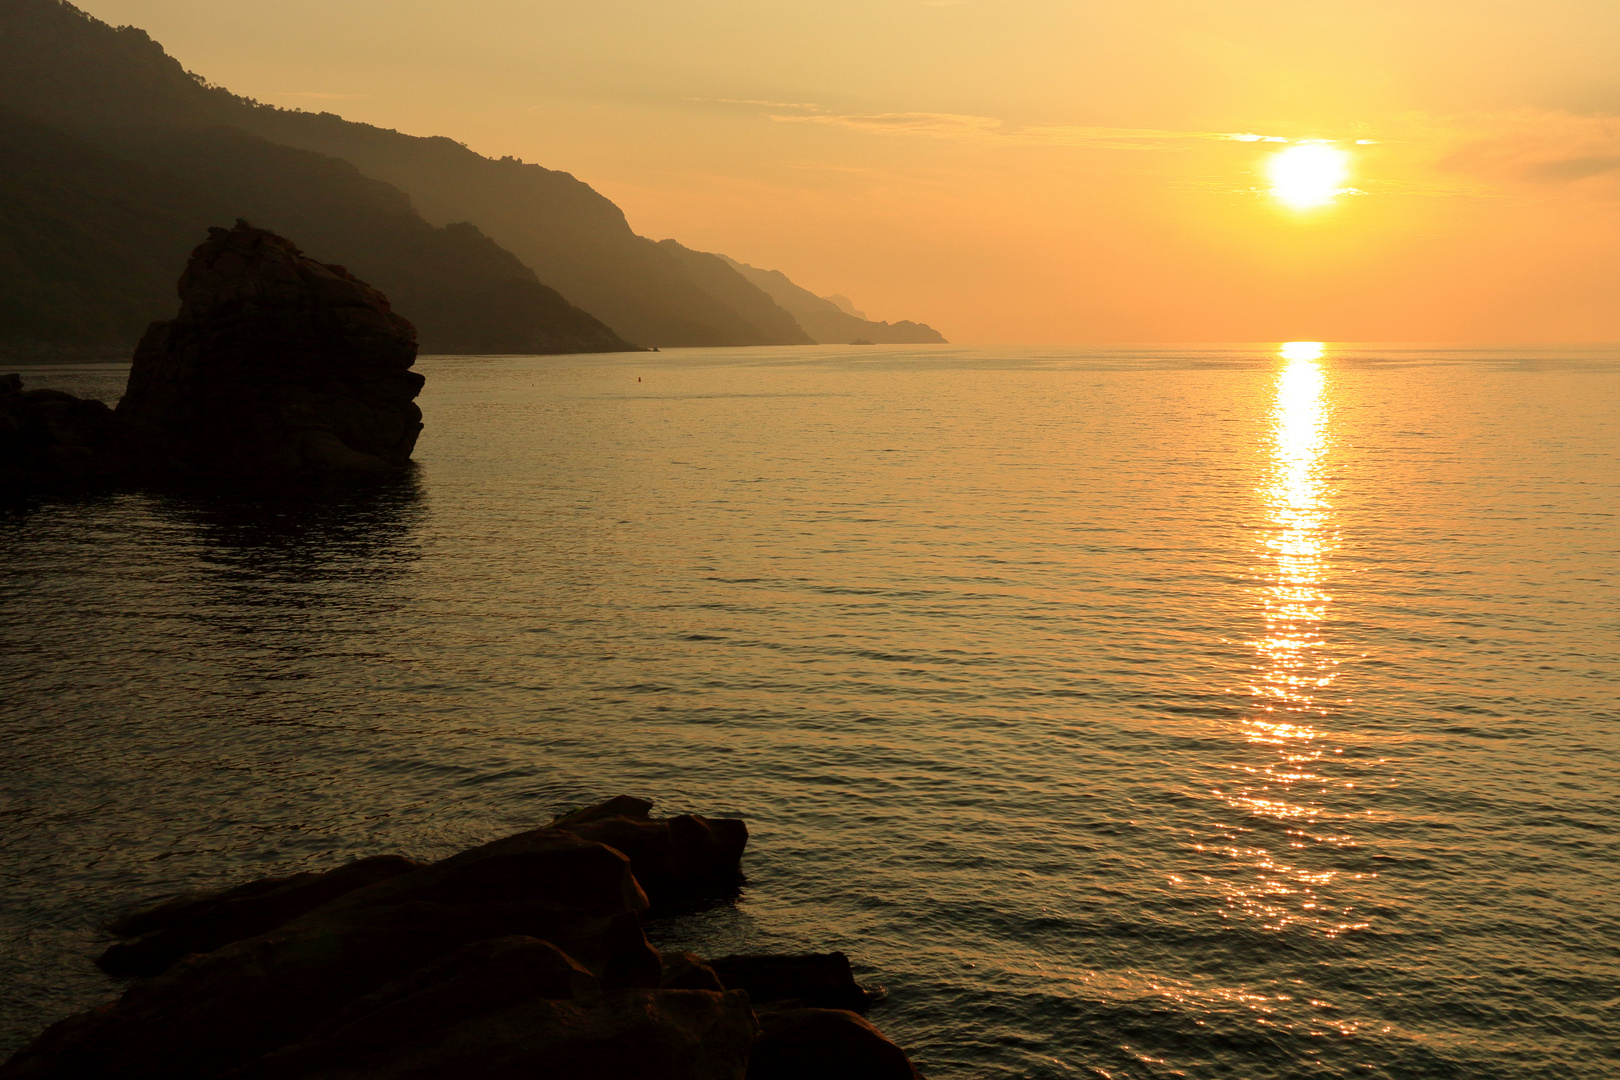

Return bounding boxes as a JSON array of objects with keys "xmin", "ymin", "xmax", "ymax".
[{"xmin": 0, "ymin": 0, "xmax": 947, "ymax": 359}]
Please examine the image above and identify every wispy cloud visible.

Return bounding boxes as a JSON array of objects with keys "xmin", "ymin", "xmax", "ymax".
[
  {"xmin": 275, "ymin": 91, "xmax": 371, "ymax": 100},
  {"xmin": 693, "ymin": 97, "xmax": 821, "ymax": 111},
  {"xmin": 1440, "ymin": 110, "xmax": 1620, "ymax": 188},
  {"xmin": 768, "ymin": 110, "xmax": 1305, "ymax": 149}
]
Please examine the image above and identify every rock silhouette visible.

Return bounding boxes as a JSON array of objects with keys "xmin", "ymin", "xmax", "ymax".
[
  {"xmin": 0, "ymin": 373, "xmax": 123, "ymax": 486},
  {"xmin": 552, "ymin": 795, "xmax": 749, "ymax": 909},
  {"xmin": 96, "ymin": 855, "xmax": 423, "ymax": 979},
  {"xmin": 0, "ymin": 796, "xmax": 925, "ymax": 1080},
  {"xmin": 748, "ymin": 1007, "xmax": 922, "ymax": 1080},
  {"xmin": 116, "ymin": 221, "xmax": 427, "ymax": 478},
  {"xmin": 708, "ymin": 952, "xmax": 874, "ymax": 1014}
]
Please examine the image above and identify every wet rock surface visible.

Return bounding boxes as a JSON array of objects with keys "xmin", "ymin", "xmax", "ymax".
[
  {"xmin": 116, "ymin": 221, "xmax": 426, "ymax": 479},
  {"xmin": 1, "ymin": 797, "xmax": 925, "ymax": 1080}
]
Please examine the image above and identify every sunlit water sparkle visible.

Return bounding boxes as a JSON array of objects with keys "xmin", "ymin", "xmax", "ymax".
[{"xmin": 2, "ymin": 345, "xmax": 1616, "ymax": 1079}]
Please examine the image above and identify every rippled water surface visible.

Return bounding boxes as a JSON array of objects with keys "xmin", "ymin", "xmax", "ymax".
[{"xmin": 2, "ymin": 345, "xmax": 1617, "ymax": 1078}]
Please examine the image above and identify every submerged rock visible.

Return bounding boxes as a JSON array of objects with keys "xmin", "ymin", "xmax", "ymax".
[
  {"xmin": 0, "ymin": 796, "xmax": 923, "ymax": 1080},
  {"xmin": 0, "ymin": 373, "xmax": 125, "ymax": 487},
  {"xmin": 116, "ymin": 221, "xmax": 426, "ymax": 478}
]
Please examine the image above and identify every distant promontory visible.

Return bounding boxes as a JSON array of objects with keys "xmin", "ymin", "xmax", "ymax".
[{"xmin": 0, "ymin": 0, "xmax": 947, "ymax": 358}]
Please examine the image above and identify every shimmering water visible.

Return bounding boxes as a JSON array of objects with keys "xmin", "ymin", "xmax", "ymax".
[{"xmin": 2, "ymin": 345, "xmax": 1617, "ymax": 1079}]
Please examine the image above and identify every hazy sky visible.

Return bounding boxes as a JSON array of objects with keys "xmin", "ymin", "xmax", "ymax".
[{"xmin": 78, "ymin": 0, "xmax": 1620, "ymax": 342}]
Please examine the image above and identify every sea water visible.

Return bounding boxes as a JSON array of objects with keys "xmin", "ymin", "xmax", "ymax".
[{"xmin": 1, "ymin": 345, "xmax": 1616, "ymax": 1078}]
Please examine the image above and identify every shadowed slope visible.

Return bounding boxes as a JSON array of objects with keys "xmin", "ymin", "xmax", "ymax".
[
  {"xmin": 0, "ymin": 105, "xmax": 219, "ymax": 358},
  {"xmin": 0, "ymin": 0, "xmax": 815, "ymax": 349},
  {"xmin": 0, "ymin": 1, "xmax": 634, "ymax": 357},
  {"xmin": 719, "ymin": 256, "xmax": 948, "ymax": 345}
]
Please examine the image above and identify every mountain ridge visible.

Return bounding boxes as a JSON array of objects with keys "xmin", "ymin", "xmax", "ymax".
[
  {"xmin": 718, "ymin": 256, "xmax": 947, "ymax": 346},
  {"xmin": 0, "ymin": 0, "xmax": 947, "ymax": 353}
]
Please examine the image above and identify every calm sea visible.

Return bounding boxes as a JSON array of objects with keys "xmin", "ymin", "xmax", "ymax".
[{"xmin": 2, "ymin": 345, "xmax": 1616, "ymax": 1079}]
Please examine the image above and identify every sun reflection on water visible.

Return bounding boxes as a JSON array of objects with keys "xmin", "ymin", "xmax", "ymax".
[
  {"xmin": 1252, "ymin": 343, "xmax": 1334, "ymax": 742},
  {"xmin": 1207, "ymin": 341, "xmax": 1366, "ymax": 936}
]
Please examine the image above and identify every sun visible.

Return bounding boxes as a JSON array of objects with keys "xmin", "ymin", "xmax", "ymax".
[
  {"xmin": 1279, "ymin": 341, "xmax": 1325, "ymax": 361},
  {"xmin": 1267, "ymin": 144, "xmax": 1350, "ymax": 210}
]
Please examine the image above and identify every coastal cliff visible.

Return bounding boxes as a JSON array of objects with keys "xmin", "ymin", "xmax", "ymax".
[
  {"xmin": 0, "ymin": 0, "xmax": 945, "ymax": 353},
  {"xmin": 719, "ymin": 257, "xmax": 948, "ymax": 346}
]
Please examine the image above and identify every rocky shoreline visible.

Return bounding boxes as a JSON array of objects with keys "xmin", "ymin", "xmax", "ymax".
[{"xmin": 0, "ymin": 796, "xmax": 924, "ymax": 1080}]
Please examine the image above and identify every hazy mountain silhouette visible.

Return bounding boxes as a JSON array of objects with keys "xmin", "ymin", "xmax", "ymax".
[
  {"xmin": 0, "ymin": 0, "xmax": 894, "ymax": 350},
  {"xmin": 719, "ymin": 257, "xmax": 947, "ymax": 345},
  {"xmin": 0, "ymin": 105, "xmax": 214, "ymax": 357},
  {"xmin": 93, "ymin": 125, "xmax": 632, "ymax": 356},
  {"xmin": 0, "ymin": 2, "xmax": 630, "ymax": 358},
  {"xmin": 824, "ymin": 295, "xmax": 866, "ymax": 319}
]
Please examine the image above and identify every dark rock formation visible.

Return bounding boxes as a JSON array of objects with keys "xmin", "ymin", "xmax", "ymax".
[
  {"xmin": 116, "ymin": 221, "xmax": 426, "ymax": 478},
  {"xmin": 97, "ymin": 854, "xmax": 422, "ymax": 978},
  {"xmin": 0, "ymin": 796, "xmax": 923, "ymax": 1080},
  {"xmin": 553, "ymin": 795, "xmax": 749, "ymax": 909},
  {"xmin": 661, "ymin": 951, "xmax": 728, "ymax": 992},
  {"xmin": 749, "ymin": 1007, "xmax": 921, "ymax": 1080},
  {"xmin": 0, "ymin": 373, "xmax": 124, "ymax": 487},
  {"xmin": 708, "ymin": 952, "xmax": 874, "ymax": 1014}
]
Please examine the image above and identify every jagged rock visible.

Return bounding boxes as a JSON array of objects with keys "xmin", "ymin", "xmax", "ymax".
[
  {"xmin": 223, "ymin": 935, "xmax": 602, "ymax": 1078},
  {"xmin": 0, "ymin": 373, "xmax": 125, "ymax": 487},
  {"xmin": 115, "ymin": 221, "xmax": 426, "ymax": 478},
  {"xmin": 747, "ymin": 1008, "xmax": 921, "ymax": 1080},
  {"xmin": 311, "ymin": 825, "xmax": 653, "ymax": 921},
  {"xmin": 97, "ymin": 855, "xmax": 423, "ymax": 978},
  {"xmin": 0, "ymin": 798, "xmax": 922, "ymax": 1080},
  {"xmin": 708, "ymin": 953, "xmax": 873, "ymax": 1014},
  {"xmin": 239, "ymin": 988, "xmax": 760, "ymax": 1080},
  {"xmin": 661, "ymin": 951, "xmax": 727, "ymax": 992},
  {"xmin": 1, "ymin": 902, "xmax": 659, "ymax": 1080},
  {"xmin": 553, "ymin": 796, "xmax": 748, "ymax": 908}
]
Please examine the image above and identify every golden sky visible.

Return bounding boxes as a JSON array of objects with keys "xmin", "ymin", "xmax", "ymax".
[{"xmin": 79, "ymin": 0, "xmax": 1620, "ymax": 343}]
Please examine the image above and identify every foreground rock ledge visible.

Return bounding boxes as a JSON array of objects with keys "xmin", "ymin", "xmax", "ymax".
[{"xmin": 0, "ymin": 796, "xmax": 923, "ymax": 1080}]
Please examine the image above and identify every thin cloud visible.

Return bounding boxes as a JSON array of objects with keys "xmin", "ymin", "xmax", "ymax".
[
  {"xmin": 695, "ymin": 97, "xmax": 821, "ymax": 111},
  {"xmin": 769, "ymin": 111, "xmax": 1302, "ymax": 149},
  {"xmin": 1441, "ymin": 110, "xmax": 1620, "ymax": 189},
  {"xmin": 276, "ymin": 91, "xmax": 371, "ymax": 100}
]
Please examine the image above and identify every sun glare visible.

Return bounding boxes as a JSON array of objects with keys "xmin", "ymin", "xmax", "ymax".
[
  {"xmin": 1279, "ymin": 341, "xmax": 1325, "ymax": 361},
  {"xmin": 1267, "ymin": 145, "xmax": 1350, "ymax": 210}
]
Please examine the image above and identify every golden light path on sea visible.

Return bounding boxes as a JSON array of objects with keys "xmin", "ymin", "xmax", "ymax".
[
  {"xmin": 1210, "ymin": 342, "xmax": 1365, "ymax": 936},
  {"xmin": 1254, "ymin": 339, "xmax": 1334, "ymax": 737}
]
